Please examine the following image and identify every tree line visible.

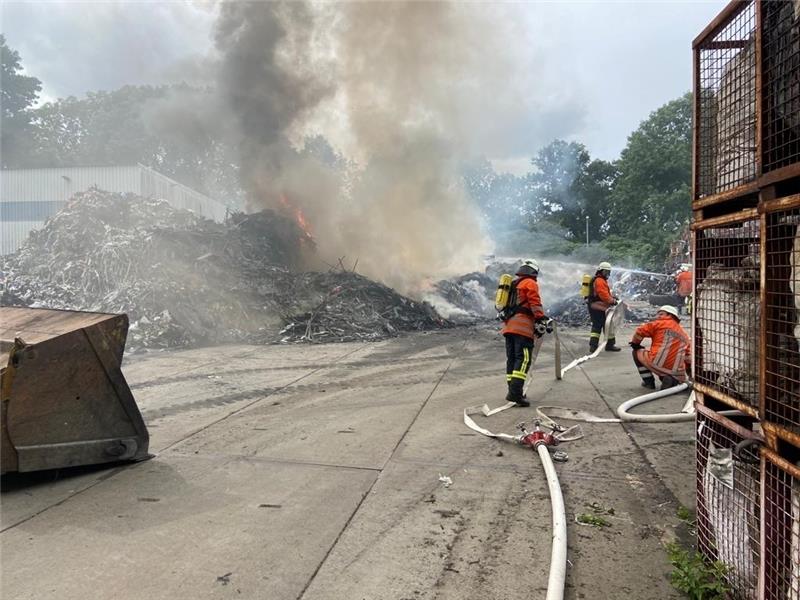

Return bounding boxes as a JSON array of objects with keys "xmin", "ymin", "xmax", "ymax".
[
  {"xmin": 463, "ymin": 93, "xmax": 692, "ymax": 269},
  {"xmin": 2, "ymin": 35, "xmax": 690, "ymax": 269}
]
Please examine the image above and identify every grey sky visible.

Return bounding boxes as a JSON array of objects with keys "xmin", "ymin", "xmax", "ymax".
[{"xmin": 2, "ymin": 0, "xmax": 722, "ymax": 171}]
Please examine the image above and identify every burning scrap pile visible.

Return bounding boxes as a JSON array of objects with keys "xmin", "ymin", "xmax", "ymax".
[
  {"xmin": 276, "ymin": 272, "xmax": 447, "ymax": 343},
  {"xmin": 1, "ymin": 189, "xmax": 449, "ymax": 351}
]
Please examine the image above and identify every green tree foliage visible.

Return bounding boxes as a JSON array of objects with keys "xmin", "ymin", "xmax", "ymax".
[
  {"xmin": 528, "ymin": 140, "xmax": 617, "ymax": 243},
  {"xmin": 463, "ymin": 157, "xmax": 532, "ymax": 224},
  {"xmin": 467, "ymin": 93, "xmax": 692, "ymax": 268},
  {"xmin": 607, "ymin": 92, "xmax": 692, "ymax": 267},
  {"xmin": 26, "ymin": 84, "xmax": 241, "ymax": 202},
  {"xmin": 1, "ymin": 35, "xmax": 42, "ymax": 167}
]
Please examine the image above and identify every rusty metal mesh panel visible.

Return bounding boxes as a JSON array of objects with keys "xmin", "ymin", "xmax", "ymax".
[
  {"xmin": 696, "ymin": 413, "xmax": 761, "ymax": 599},
  {"xmin": 765, "ymin": 208, "xmax": 800, "ymax": 436},
  {"xmin": 762, "ymin": 0, "xmax": 800, "ymax": 174},
  {"xmin": 763, "ymin": 454, "xmax": 800, "ymax": 600},
  {"xmin": 694, "ymin": 221, "xmax": 761, "ymax": 407},
  {"xmin": 696, "ymin": 1, "xmax": 757, "ymax": 198}
]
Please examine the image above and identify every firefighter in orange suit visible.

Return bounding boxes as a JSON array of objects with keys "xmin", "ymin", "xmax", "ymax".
[
  {"xmin": 501, "ymin": 259, "xmax": 546, "ymax": 407},
  {"xmin": 674, "ymin": 264, "xmax": 692, "ymax": 313},
  {"xmin": 587, "ymin": 261, "xmax": 620, "ymax": 352},
  {"xmin": 629, "ymin": 305, "xmax": 690, "ymax": 390}
]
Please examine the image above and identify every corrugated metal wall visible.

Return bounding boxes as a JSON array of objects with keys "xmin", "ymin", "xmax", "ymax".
[
  {"xmin": 1, "ymin": 165, "xmax": 227, "ymax": 254},
  {"xmin": 139, "ymin": 165, "xmax": 228, "ymax": 222}
]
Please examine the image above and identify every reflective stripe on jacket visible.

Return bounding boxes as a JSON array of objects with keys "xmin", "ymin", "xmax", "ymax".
[
  {"xmin": 675, "ymin": 271, "xmax": 692, "ymax": 297},
  {"xmin": 502, "ymin": 276, "xmax": 544, "ymax": 339},
  {"xmin": 632, "ymin": 316, "xmax": 690, "ymax": 381},
  {"xmin": 589, "ymin": 276, "xmax": 614, "ymax": 311}
]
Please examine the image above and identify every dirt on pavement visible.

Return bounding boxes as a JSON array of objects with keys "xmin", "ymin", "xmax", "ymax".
[{"xmin": 1, "ymin": 323, "xmax": 695, "ymax": 600}]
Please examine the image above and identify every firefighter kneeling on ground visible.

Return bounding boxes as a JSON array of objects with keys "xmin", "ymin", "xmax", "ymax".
[
  {"xmin": 587, "ymin": 261, "xmax": 621, "ymax": 352},
  {"xmin": 501, "ymin": 259, "xmax": 548, "ymax": 407},
  {"xmin": 629, "ymin": 304, "xmax": 690, "ymax": 390}
]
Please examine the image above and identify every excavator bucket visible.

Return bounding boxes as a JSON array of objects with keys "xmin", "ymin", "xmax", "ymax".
[{"xmin": 1, "ymin": 307, "xmax": 150, "ymax": 474}]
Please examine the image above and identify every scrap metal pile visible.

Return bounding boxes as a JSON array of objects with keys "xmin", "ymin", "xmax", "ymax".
[
  {"xmin": 435, "ymin": 259, "xmax": 673, "ymax": 327},
  {"xmin": 274, "ymin": 271, "xmax": 445, "ymax": 343},
  {"xmin": 0, "ymin": 189, "xmax": 448, "ymax": 351},
  {"xmin": 430, "ymin": 272, "xmax": 497, "ymax": 322}
]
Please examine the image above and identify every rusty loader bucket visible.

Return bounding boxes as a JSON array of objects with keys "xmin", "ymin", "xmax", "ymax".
[{"xmin": 1, "ymin": 307, "xmax": 150, "ymax": 474}]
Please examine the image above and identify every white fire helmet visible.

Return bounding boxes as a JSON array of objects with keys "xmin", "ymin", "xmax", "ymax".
[
  {"xmin": 597, "ymin": 261, "xmax": 612, "ymax": 271},
  {"xmin": 658, "ymin": 305, "xmax": 680, "ymax": 319},
  {"xmin": 516, "ymin": 259, "xmax": 540, "ymax": 276},
  {"xmin": 680, "ymin": 263, "xmax": 691, "ymax": 272}
]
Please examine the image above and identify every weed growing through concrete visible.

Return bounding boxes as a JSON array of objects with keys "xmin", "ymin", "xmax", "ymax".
[
  {"xmin": 665, "ymin": 542, "xmax": 729, "ymax": 600},
  {"xmin": 676, "ymin": 505, "xmax": 694, "ymax": 524},
  {"xmin": 576, "ymin": 513, "xmax": 611, "ymax": 528}
]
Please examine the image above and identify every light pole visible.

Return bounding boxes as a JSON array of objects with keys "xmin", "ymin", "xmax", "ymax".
[{"xmin": 585, "ymin": 216, "xmax": 589, "ymax": 247}]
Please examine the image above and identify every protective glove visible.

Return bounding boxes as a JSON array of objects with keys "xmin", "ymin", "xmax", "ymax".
[
  {"xmin": 545, "ymin": 318, "xmax": 554, "ymax": 334},
  {"xmin": 534, "ymin": 320, "xmax": 547, "ymax": 338},
  {"xmin": 629, "ymin": 341, "xmax": 643, "ymax": 350}
]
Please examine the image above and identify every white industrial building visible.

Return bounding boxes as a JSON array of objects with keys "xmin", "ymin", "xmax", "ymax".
[{"xmin": 0, "ymin": 165, "xmax": 229, "ymax": 254}]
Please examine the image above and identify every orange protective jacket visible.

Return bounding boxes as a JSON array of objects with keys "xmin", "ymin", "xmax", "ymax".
[
  {"xmin": 631, "ymin": 315, "xmax": 691, "ymax": 381},
  {"xmin": 675, "ymin": 271, "xmax": 692, "ymax": 297},
  {"xmin": 501, "ymin": 276, "xmax": 545, "ymax": 339},
  {"xmin": 589, "ymin": 276, "xmax": 614, "ymax": 311}
]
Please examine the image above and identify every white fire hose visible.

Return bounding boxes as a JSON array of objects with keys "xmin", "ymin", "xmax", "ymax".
[
  {"xmin": 559, "ymin": 305, "xmax": 622, "ymax": 379},
  {"xmin": 463, "ymin": 406, "xmax": 580, "ymax": 600},
  {"xmin": 537, "ymin": 385, "xmax": 743, "ymax": 427},
  {"xmin": 467, "ymin": 307, "xmax": 723, "ymax": 599},
  {"xmin": 539, "ymin": 443, "xmax": 567, "ymax": 600}
]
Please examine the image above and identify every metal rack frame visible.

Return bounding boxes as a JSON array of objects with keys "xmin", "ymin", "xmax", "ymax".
[
  {"xmin": 695, "ymin": 404, "xmax": 762, "ymax": 598},
  {"xmin": 693, "ymin": 0, "xmax": 800, "ymax": 212}
]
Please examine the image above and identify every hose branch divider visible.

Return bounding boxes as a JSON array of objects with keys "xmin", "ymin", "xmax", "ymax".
[{"xmin": 463, "ymin": 408, "xmax": 577, "ymax": 600}]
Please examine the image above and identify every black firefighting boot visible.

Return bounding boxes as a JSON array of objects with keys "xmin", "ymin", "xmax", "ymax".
[
  {"xmin": 605, "ymin": 338, "xmax": 622, "ymax": 352},
  {"xmin": 660, "ymin": 375, "xmax": 679, "ymax": 390},
  {"xmin": 507, "ymin": 379, "xmax": 529, "ymax": 407},
  {"xmin": 641, "ymin": 378, "xmax": 656, "ymax": 390},
  {"xmin": 589, "ymin": 337, "xmax": 599, "ymax": 353}
]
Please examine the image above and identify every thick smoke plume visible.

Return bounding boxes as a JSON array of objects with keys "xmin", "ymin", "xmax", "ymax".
[{"xmin": 212, "ymin": 1, "xmax": 540, "ymax": 292}]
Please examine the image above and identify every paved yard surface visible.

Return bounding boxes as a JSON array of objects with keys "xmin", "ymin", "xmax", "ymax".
[{"xmin": 1, "ymin": 323, "xmax": 695, "ymax": 599}]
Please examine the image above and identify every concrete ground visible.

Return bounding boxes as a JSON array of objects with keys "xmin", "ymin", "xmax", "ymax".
[{"xmin": 1, "ymin": 323, "xmax": 695, "ymax": 600}]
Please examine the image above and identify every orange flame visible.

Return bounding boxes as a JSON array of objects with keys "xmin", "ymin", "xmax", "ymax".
[{"xmin": 278, "ymin": 194, "xmax": 314, "ymax": 242}]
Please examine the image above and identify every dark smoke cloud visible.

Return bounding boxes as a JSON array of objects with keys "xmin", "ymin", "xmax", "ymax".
[
  {"xmin": 212, "ymin": 1, "xmax": 549, "ymax": 290},
  {"xmin": 214, "ymin": 2, "xmax": 334, "ymax": 202}
]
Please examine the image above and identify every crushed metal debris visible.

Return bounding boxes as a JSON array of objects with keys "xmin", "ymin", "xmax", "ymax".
[{"xmin": 1, "ymin": 189, "xmax": 449, "ymax": 351}]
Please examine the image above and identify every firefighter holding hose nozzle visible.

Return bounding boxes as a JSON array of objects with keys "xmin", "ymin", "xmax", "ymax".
[
  {"xmin": 629, "ymin": 305, "xmax": 690, "ymax": 390},
  {"xmin": 587, "ymin": 262, "xmax": 621, "ymax": 353},
  {"xmin": 500, "ymin": 259, "xmax": 548, "ymax": 407}
]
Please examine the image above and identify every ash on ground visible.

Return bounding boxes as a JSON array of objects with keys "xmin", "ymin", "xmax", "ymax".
[{"xmin": 1, "ymin": 189, "xmax": 449, "ymax": 351}]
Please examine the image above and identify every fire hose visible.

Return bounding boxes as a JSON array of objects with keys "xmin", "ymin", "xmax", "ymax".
[
  {"xmin": 559, "ymin": 304, "xmax": 622, "ymax": 379},
  {"xmin": 536, "ymin": 307, "xmax": 728, "ymax": 423},
  {"xmin": 463, "ymin": 408, "xmax": 581, "ymax": 600},
  {"xmin": 465, "ymin": 311, "xmax": 703, "ymax": 598},
  {"xmin": 537, "ymin": 385, "xmax": 743, "ymax": 427},
  {"xmin": 465, "ymin": 307, "xmax": 741, "ymax": 598}
]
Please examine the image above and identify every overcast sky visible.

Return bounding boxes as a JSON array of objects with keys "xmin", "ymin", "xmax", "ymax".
[{"xmin": 2, "ymin": 0, "xmax": 722, "ymax": 172}]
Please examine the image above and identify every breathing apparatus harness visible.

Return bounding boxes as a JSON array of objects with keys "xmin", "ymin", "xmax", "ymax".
[{"xmin": 498, "ymin": 275, "xmax": 535, "ymax": 322}]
